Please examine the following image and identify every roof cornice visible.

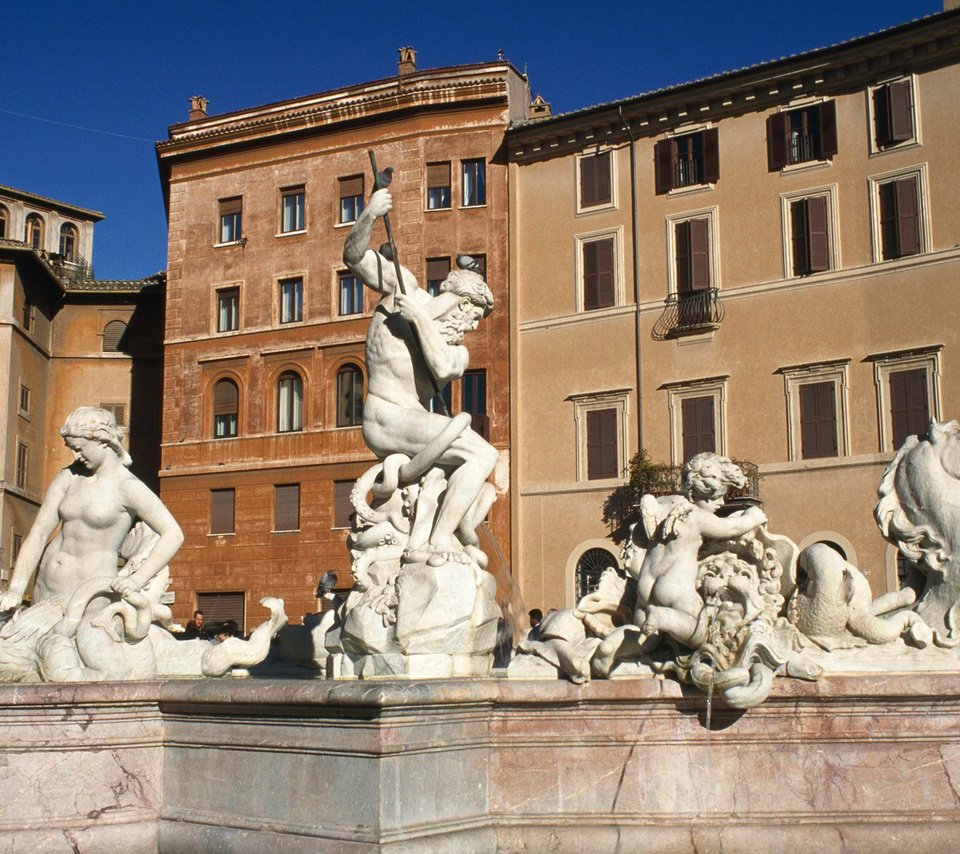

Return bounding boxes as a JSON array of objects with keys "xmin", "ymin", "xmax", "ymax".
[{"xmin": 0, "ymin": 185, "xmax": 104, "ymax": 221}]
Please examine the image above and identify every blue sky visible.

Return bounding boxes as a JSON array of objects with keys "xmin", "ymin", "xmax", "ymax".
[{"xmin": 0, "ymin": 0, "xmax": 943, "ymax": 279}]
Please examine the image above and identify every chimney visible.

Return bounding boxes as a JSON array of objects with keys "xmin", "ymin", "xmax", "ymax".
[
  {"xmin": 188, "ymin": 96, "xmax": 209, "ymax": 121},
  {"xmin": 398, "ymin": 47, "xmax": 417, "ymax": 76},
  {"xmin": 529, "ymin": 94, "xmax": 552, "ymax": 119}
]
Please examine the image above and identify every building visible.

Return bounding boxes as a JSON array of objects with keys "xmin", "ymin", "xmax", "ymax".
[
  {"xmin": 507, "ymin": 9, "xmax": 960, "ymax": 608},
  {"xmin": 0, "ymin": 186, "xmax": 164, "ymax": 587},
  {"xmin": 155, "ymin": 50, "xmax": 532, "ymax": 628}
]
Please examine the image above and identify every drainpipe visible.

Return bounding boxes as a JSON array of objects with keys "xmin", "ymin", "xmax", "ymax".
[{"xmin": 619, "ymin": 106, "xmax": 643, "ymax": 454}]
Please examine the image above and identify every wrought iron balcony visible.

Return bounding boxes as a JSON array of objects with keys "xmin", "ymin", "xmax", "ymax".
[{"xmin": 652, "ymin": 288, "xmax": 724, "ymax": 340}]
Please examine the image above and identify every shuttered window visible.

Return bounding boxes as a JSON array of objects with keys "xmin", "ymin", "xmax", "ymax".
[
  {"xmin": 586, "ymin": 408, "xmax": 618, "ymax": 480},
  {"xmin": 462, "ymin": 370, "xmax": 488, "ymax": 439},
  {"xmin": 280, "ymin": 187, "xmax": 305, "ymax": 233},
  {"xmin": 213, "ymin": 379, "xmax": 239, "ymax": 438},
  {"xmin": 196, "ymin": 592, "xmax": 245, "ymax": 635},
  {"xmin": 210, "ymin": 488, "xmax": 235, "ymax": 534},
  {"xmin": 767, "ymin": 101, "xmax": 837, "ymax": 170},
  {"xmin": 277, "ymin": 372, "xmax": 303, "ymax": 433},
  {"xmin": 219, "ymin": 197, "xmax": 242, "ymax": 243},
  {"xmin": 461, "ymin": 159, "xmax": 486, "ymax": 207},
  {"xmin": 217, "ymin": 288, "xmax": 240, "ymax": 332},
  {"xmin": 675, "ymin": 218, "xmax": 710, "ymax": 293},
  {"xmin": 333, "ymin": 480, "xmax": 353, "ymax": 529},
  {"xmin": 15, "ymin": 442, "xmax": 27, "ymax": 489},
  {"xmin": 654, "ymin": 129, "xmax": 719, "ymax": 194},
  {"xmin": 874, "ymin": 80, "xmax": 914, "ymax": 148},
  {"xmin": 582, "ymin": 237, "xmax": 615, "ymax": 310},
  {"xmin": 336, "ymin": 365, "xmax": 363, "ymax": 427},
  {"xmin": 879, "ymin": 177, "xmax": 920, "ymax": 260},
  {"xmin": 426, "ymin": 257, "xmax": 450, "ymax": 296},
  {"xmin": 681, "ymin": 396, "xmax": 716, "ymax": 461},
  {"xmin": 799, "ymin": 382, "xmax": 838, "ymax": 459},
  {"xmin": 339, "ymin": 175, "xmax": 364, "ymax": 224},
  {"xmin": 426, "ymin": 162, "xmax": 451, "ymax": 210},
  {"xmin": 274, "ymin": 484, "xmax": 300, "ymax": 532},
  {"xmin": 580, "ymin": 151, "xmax": 612, "ymax": 208},
  {"xmin": 102, "ymin": 320, "xmax": 128, "ymax": 353},
  {"xmin": 889, "ymin": 369, "xmax": 928, "ymax": 448},
  {"xmin": 790, "ymin": 196, "xmax": 830, "ymax": 276}
]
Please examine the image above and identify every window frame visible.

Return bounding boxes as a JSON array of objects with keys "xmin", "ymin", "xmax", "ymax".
[
  {"xmin": 577, "ymin": 148, "xmax": 615, "ymax": 213},
  {"xmin": 278, "ymin": 276, "xmax": 304, "ymax": 324},
  {"xmin": 868, "ymin": 164, "xmax": 929, "ymax": 263},
  {"xmin": 575, "ymin": 228, "xmax": 623, "ymax": 312},
  {"xmin": 59, "ymin": 223, "xmax": 79, "ymax": 262},
  {"xmin": 425, "ymin": 257, "xmax": 451, "ymax": 297},
  {"xmin": 24, "ymin": 213, "xmax": 44, "ymax": 250},
  {"xmin": 568, "ymin": 389, "xmax": 630, "ymax": 483},
  {"xmin": 461, "ymin": 369, "xmax": 488, "ymax": 440},
  {"xmin": 276, "ymin": 370, "xmax": 304, "ymax": 433},
  {"xmin": 665, "ymin": 208, "xmax": 720, "ymax": 297},
  {"xmin": 217, "ymin": 197, "xmax": 243, "ymax": 246},
  {"xmin": 333, "ymin": 479, "xmax": 354, "ymax": 529},
  {"xmin": 15, "ymin": 441, "xmax": 28, "ymax": 490},
  {"xmin": 0, "ymin": 205, "xmax": 8, "ymax": 240},
  {"xmin": 216, "ymin": 286, "xmax": 241, "ymax": 333},
  {"xmin": 273, "ymin": 483, "xmax": 301, "ymax": 533},
  {"xmin": 99, "ymin": 403, "xmax": 126, "ymax": 427},
  {"xmin": 209, "ymin": 488, "xmax": 236, "ymax": 535},
  {"xmin": 212, "ymin": 377, "xmax": 240, "ymax": 439},
  {"xmin": 425, "ymin": 161, "xmax": 452, "ymax": 211},
  {"xmin": 663, "ymin": 377, "xmax": 728, "ymax": 466},
  {"xmin": 337, "ymin": 175, "xmax": 365, "ymax": 225},
  {"xmin": 779, "ymin": 185, "xmax": 840, "ymax": 279},
  {"xmin": 767, "ymin": 98, "xmax": 838, "ymax": 172},
  {"xmin": 279, "ymin": 186, "xmax": 306, "ymax": 235},
  {"xmin": 867, "ymin": 74, "xmax": 921, "ymax": 156},
  {"xmin": 460, "ymin": 158, "xmax": 487, "ymax": 208},
  {"xmin": 337, "ymin": 271, "xmax": 364, "ymax": 317},
  {"xmin": 778, "ymin": 359, "xmax": 851, "ymax": 463},
  {"xmin": 654, "ymin": 127, "xmax": 719, "ymax": 195},
  {"xmin": 868, "ymin": 345, "xmax": 942, "ymax": 453},
  {"xmin": 18, "ymin": 383, "xmax": 30, "ymax": 417},
  {"xmin": 335, "ymin": 363, "xmax": 364, "ymax": 428}
]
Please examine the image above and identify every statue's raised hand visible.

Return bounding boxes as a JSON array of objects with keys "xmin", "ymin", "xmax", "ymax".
[
  {"xmin": 367, "ymin": 188, "xmax": 393, "ymax": 219},
  {"xmin": 394, "ymin": 292, "xmax": 426, "ymax": 325},
  {"xmin": 0, "ymin": 589, "xmax": 23, "ymax": 613},
  {"xmin": 111, "ymin": 576, "xmax": 139, "ymax": 599}
]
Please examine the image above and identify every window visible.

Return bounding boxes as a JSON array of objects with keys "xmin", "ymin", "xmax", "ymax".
[
  {"xmin": 872, "ymin": 78, "xmax": 917, "ymax": 151},
  {"xmin": 789, "ymin": 196, "xmax": 830, "ymax": 276},
  {"xmin": 210, "ymin": 489, "xmax": 235, "ymax": 535},
  {"xmin": 99, "ymin": 403, "xmax": 126, "ymax": 427},
  {"xmin": 426, "ymin": 162, "xmax": 451, "ymax": 210},
  {"xmin": 277, "ymin": 371, "xmax": 303, "ymax": 433},
  {"xmin": 674, "ymin": 217, "xmax": 711, "ymax": 294},
  {"xmin": 869, "ymin": 346, "xmax": 941, "ymax": 453},
  {"xmin": 664, "ymin": 377, "xmax": 728, "ymax": 466},
  {"xmin": 196, "ymin": 591, "xmax": 245, "ymax": 634},
  {"xmin": 18, "ymin": 384, "xmax": 29, "ymax": 415},
  {"xmin": 21, "ymin": 299, "xmax": 33, "ymax": 332},
  {"xmin": 338, "ymin": 272, "xmax": 363, "ymax": 316},
  {"xmin": 333, "ymin": 480, "xmax": 353, "ymax": 529},
  {"xmin": 426, "ymin": 257, "xmax": 450, "ymax": 297},
  {"xmin": 877, "ymin": 175, "xmax": 920, "ymax": 261},
  {"xmin": 217, "ymin": 287, "xmax": 240, "ymax": 332},
  {"xmin": 274, "ymin": 484, "xmax": 300, "ymax": 532},
  {"xmin": 213, "ymin": 379, "xmax": 239, "ymax": 438},
  {"xmin": 11, "ymin": 534, "xmax": 22, "ymax": 567},
  {"xmin": 579, "ymin": 150, "xmax": 612, "ymax": 209},
  {"xmin": 336, "ymin": 364, "xmax": 363, "ymax": 427},
  {"xmin": 779, "ymin": 360, "xmax": 850, "ymax": 462},
  {"xmin": 0, "ymin": 205, "xmax": 7, "ymax": 239},
  {"xmin": 279, "ymin": 278, "xmax": 303, "ymax": 324},
  {"xmin": 580, "ymin": 235, "xmax": 616, "ymax": 311},
  {"xmin": 102, "ymin": 320, "xmax": 127, "ymax": 352},
  {"xmin": 767, "ymin": 101, "xmax": 837, "ymax": 169},
  {"xmin": 576, "ymin": 548, "xmax": 619, "ymax": 601},
  {"xmin": 59, "ymin": 223, "xmax": 78, "ymax": 262},
  {"xmin": 218, "ymin": 197, "xmax": 242, "ymax": 243},
  {"xmin": 462, "ymin": 370, "xmax": 488, "ymax": 439},
  {"xmin": 280, "ymin": 187, "xmax": 305, "ymax": 233},
  {"xmin": 586, "ymin": 409, "xmax": 618, "ymax": 480},
  {"xmin": 338, "ymin": 175, "xmax": 364, "ymax": 224},
  {"xmin": 429, "ymin": 383, "xmax": 452, "ymax": 414},
  {"xmin": 655, "ymin": 129, "xmax": 719, "ymax": 193},
  {"xmin": 461, "ymin": 159, "xmax": 486, "ymax": 207},
  {"xmin": 25, "ymin": 214, "xmax": 44, "ymax": 250},
  {"xmin": 15, "ymin": 442, "xmax": 27, "ymax": 489},
  {"xmin": 571, "ymin": 390, "xmax": 629, "ymax": 481}
]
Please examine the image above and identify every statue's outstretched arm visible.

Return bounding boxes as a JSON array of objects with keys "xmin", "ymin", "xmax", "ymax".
[
  {"xmin": 343, "ymin": 189, "xmax": 416, "ymax": 295},
  {"xmin": 698, "ymin": 505, "xmax": 767, "ymax": 541}
]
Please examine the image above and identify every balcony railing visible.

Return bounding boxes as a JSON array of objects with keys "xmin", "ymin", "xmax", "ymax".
[{"xmin": 652, "ymin": 287, "xmax": 724, "ymax": 340}]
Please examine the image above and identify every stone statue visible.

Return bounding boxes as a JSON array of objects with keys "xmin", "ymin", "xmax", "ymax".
[
  {"xmin": 324, "ymin": 185, "xmax": 501, "ymax": 677},
  {"xmin": 0, "ymin": 407, "xmax": 286, "ymax": 681}
]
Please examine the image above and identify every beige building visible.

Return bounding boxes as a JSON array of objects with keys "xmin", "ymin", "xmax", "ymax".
[
  {"xmin": 507, "ymin": 9, "xmax": 960, "ymax": 609},
  {"xmin": 0, "ymin": 186, "xmax": 164, "ymax": 588}
]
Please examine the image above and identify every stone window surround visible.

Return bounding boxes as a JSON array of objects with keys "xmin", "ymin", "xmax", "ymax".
[
  {"xmin": 276, "ymin": 185, "xmax": 306, "ymax": 237},
  {"xmin": 664, "ymin": 206, "xmax": 720, "ymax": 297},
  {"xmin": 778, "ymin": 183, "xmax": 841, "ymax": 279},
  {"xmin": 866, "ymin": 344, "xmax": 942, "ymax": 453},
  {"xmin": 275, "ymin": 271, "xmax": 307, "ymax": 326},
  {"xmin": 867, "ymin": 162, "xmax": 930, "ymax": 264},
  {"xmin": 774, "ymin": 95, "xmax": 835, "ymax": 175},
  {"xmin": 567, "ymin": 388, "xmax": 631, "ymax": 483},
  {"xmin": 575, "ymin": 147, "xmax": 617, "ymax": 215},
  {"xmin": 574, "ymin": 226, "xmax": 624, "ymax": 312},
  {"xmin": 212, "ymin": 281, "xmax": 243, "ymax": 335},
  {"xmin": 866, "ymin": 73, "xmax": 922, "ymax": 157},
  {"xmin": 778, "ymin": 358, "xmax": 851, "ymax": 463},
  {"xmin": 661, "ymin": 375, "xmax": 729, "ymax": 466}
]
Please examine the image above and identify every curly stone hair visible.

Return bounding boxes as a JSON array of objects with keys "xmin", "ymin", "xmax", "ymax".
[
  {"xmin": 683, "ymin": 453, "xmax": 746, "ymax": 502},
  {"xmin": 60, "ymin": 406, "xmax": 132, "ymax": 467}
]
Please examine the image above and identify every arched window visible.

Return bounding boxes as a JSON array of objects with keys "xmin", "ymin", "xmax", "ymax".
[
  {"xmin": 59, "ymin": 223, "xmax": 78, "ymax": 262},
  {"xmin": 817, "ymin": 540, "xmax": 847, "ymax": 560},
  {"xmin": 336, "ymin": 364, "xmax": 364, "ymax": 427},
  {"xmin": 277, "ymin": 371, "xmax": 303, "ymax": 433},
  {"xmin": 0, "ymin": 205, "xmax": 8, "ymax": 239},
  {"xmin": 102, "ymin": 320, "xmax": 128, "ymax": 352},
  {"xmin": 575, "ymin": 548, "xmax": 618, "ymax": 601},
  {"xmin": 213, "ymin": 379, "xmax": 239, "ymax": 438},
  {"xmin": 25, "ymin": 214, "xmax": 44, "ymax": 250}
]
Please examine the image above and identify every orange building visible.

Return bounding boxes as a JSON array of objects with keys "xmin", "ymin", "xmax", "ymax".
[{"xmin": 155, "ymin": 51, "xmax": 533, "ymax": 628}]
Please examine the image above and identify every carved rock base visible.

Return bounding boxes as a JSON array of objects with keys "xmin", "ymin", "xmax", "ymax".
[{"xmin": 329, "ymin": 651, "xmax": 493, "ymax": 678}]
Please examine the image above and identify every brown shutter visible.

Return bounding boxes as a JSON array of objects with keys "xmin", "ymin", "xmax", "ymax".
[
  {"xmin": 594, "ymin": 151, "xmax": 611, "ymax": 205},
  {"xmin": 681, "ymin": 396, "xmax": 716, "ymax": 461},
  {"xmin": 675, "ymin": 220, "xmax": 691, "ymax": 293},
  {"xmin": 767, "ymin": 113, "xmax": 789, "ymax": 171},
  {"xmin": 873, "ymin": 85, "xmax": 892, "ymax": 147},
  {"xmin": 219, "ymin": 197, "xmax": 241, "ymax": 215},
  {"xmin": 887, "ymin": 80, "xmax": 914, "ymax": 144},
  {"xmin": 334, "ymin": 480, "xmax": 353, "ymax": 528},
  {"xmin": 339, "ymin": 175, "xmax": 363, "ymax": 198},
  {"xmin": 595, "ymin": 237, "xmax": 615, "ymax": 308},
  {"xmin": 210, "ymin": 489, "xmax": 235, "ymax": 534},
  {"xmin": 102, "ymin": 320, "xmax": 127, "ymax": 353},
  {"xmin": 587, "ymin": 409, "xmax": 618, "ymax": 480},
  {"xmin": 890, "ymin": 369, "xmax": 928, "ymax": 448},
  {"xmin": 196, "ymin": 592, "xmax": 246, "ymax": 634},
  {"xmin": 580, "ymin": 154, "xmax": 597, "ymax": 207},
  {"xmin": 819, "ymin": 101, "xmax": 838, "ymax": 159},
  {"xmin": 806, "ymin": 195, "xmax": 830, "ymax": 273},
  {"xmin": 894, "ymin": 177, "xmax": 920, "ymax": 257},
  {"xmin": 878, "ymin": 182, "xmax": 898, "ymax": 260},
  {"xmin": 790, "ymin": 199, "xmax": 810, "ymax": 275},
  {"xmin": 426, "ymin": 257, "xmax": 450, "ymax": 282},
  {"xmin": 274, "ymin": 484, "xmax": 300, "ymax": 531},
  {"xmin": 427, "ymin": 162, "xmax": 450, "ymax": 188},
  {"xmin": 703, "ymin": 128, "xmax": 719, "ymax": 184},
  {"xmin": 582, "ymin": 240, "xmax": 599, "ymax": 309},
  {"xmin": 799, "ymin": 382, "xmax": 837, "ymax": 459},
  {"xmin": 689, "ymin": 218, "xmax": 710, "ymax": 290},
  {"xmin": 213, "ymin": 380, "xmax": 238, "ymax": 416},
  {"xmin": 654, "ymin": 139, "xmax": 674, "ymax": 194}
]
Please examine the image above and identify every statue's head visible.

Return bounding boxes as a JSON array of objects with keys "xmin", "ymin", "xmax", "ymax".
[
  {"xmin": 435, "ymin": 268, "xmax": 494, "ymax": 344},
  {"xmin": 683, "ymin": 453, "xmax": 746, "ymax": 504},
  {"xmin": 876, "ymin": 419, "xmax": 960, "ymax": 571},
  {"xmin": 60, "ymin": 406, "xmax": 132, "ymax": 467}
]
